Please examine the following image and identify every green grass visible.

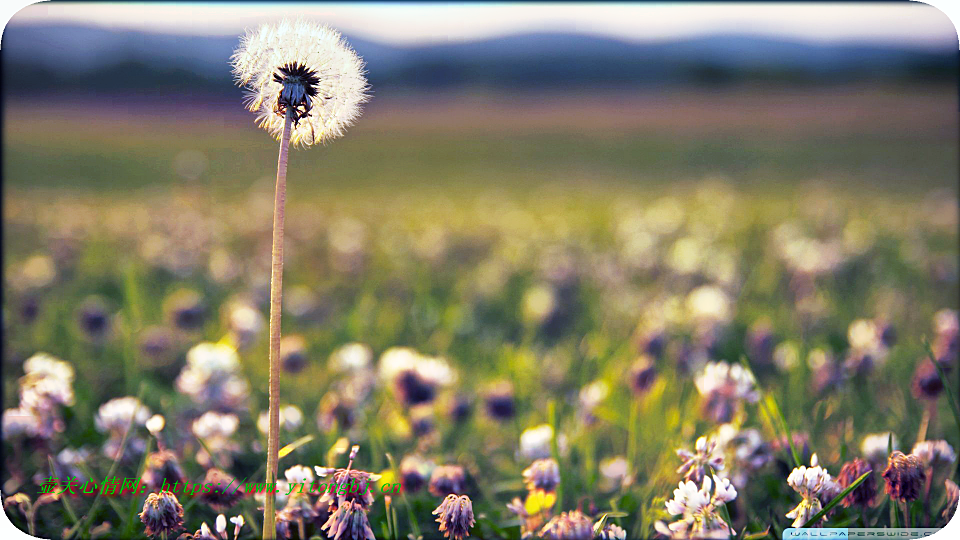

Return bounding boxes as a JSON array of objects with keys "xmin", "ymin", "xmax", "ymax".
[{"xmin": 2, "ymin": 94, "xmax": 959, "ymax": 539}]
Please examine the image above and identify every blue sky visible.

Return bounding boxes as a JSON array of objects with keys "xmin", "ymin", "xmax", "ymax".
[{"xmin": 11, "ymin": 2, "xmax": 958, "ymax": 49}]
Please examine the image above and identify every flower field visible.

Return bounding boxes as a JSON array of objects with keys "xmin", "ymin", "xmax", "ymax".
[{"xmin": 3, "ymin": 87, "xmax": 959, "ymax": 540}]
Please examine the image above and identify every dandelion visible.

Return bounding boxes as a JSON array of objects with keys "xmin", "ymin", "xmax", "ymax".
[
  {"xmin": 676, "ymin": 436, "xmax": 724, "ymax": 485},
  {"xmin": 433, "ymin": 494, "xmax": 475, "ymax": 540},
  {"xmin": 232, "ymin": 18, "xmax": 367, "ymax": 538},
  {"xmin": 835, "ymin": 458, "xmax": 875, "ymax": 508},
  {"xmin": 655, "ymin": 475, "xmax": 737, "ymax": 539},
  {"xmin": 540, "ymin": 509, "xmax": 595, "ymax": 540},
  {"xmin": 139, "ymin": 490, "xmax": 184, "ymax": 538},
  {"xmin": 785, "ymin": 455, "xmax": 838, "ymax": 527}
]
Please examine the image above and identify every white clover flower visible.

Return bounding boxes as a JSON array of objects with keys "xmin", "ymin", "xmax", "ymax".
[
  {"xmin": 330, "ymin": 342, "xmax": 373, "ymax": 372},
  {"xmin": 19, "ymin": 353, "xmax": 75, "ymax": 411},
  {"xmin": 912, "ymin": 440, "xmax": 956, "ymax": 469},
  {"xmin": 519, "ymin": 423, "xmax": 568, "ymax": 461},
  {"xmin": 861, "ymin": 432, "xmax": 898, "ymax": 463},
  {"xmin": 378, "ymin": 347, "xmax": 421, "ymax": 381},
  {"xmin": 657, "ymin": 475, "xmax": 736, "ymax": 539},
  {"xmin": 686, "ymin": 286, "xmax": 732, "ymax": 324},
  {"xmin": 232, "ymin": 19, "xmax": 368, "ymax": 147},
  {"xmin": 95, "ymin": 396, "xmax": 150, "ymax": 434},
  {"xmin": 23, "ymin": 353, "xmax": 75, "ymax": 382},
  {"xmin": 176, "ymin": 342, "xmax": 250, "ymax": 412},
  {"xmin": 192, "ymin": 411, "xmax": 239, "ymax": 440},
  {"xmin": 695, "ymin": 362, "xmax": 759, "ymax": 402},
  {"xmin": 676, "ymin": 436, "xmax": 725, "ymax": 484},
  {"xmin": 2, "ymin": 407, "xmax": 42, "ymax": 439},
  {"xmin": 257, "ymin": 405, "xmax": 304, "ymax": 434},
  {"xmin": 285, "ymin": 464, "xmax": 315, "ymax": 485},
  {"xmin": 785, "ymin": 456, "xmax": 837, "ymax": 527}
]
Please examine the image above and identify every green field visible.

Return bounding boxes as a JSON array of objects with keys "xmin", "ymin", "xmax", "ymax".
[{"xmin": 3, "ymin": 87, "xmax": 959, "ymax": 539}]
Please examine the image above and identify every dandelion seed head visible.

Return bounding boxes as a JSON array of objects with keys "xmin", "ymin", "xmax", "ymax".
[{"xmin": 232, "ymin": 19, "xmax": 368, "ymax": 147}]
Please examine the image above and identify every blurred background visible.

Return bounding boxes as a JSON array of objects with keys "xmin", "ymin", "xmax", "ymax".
[{"xmin": 2, "ymin": 2, "xmax": 958, "ymax": 195}]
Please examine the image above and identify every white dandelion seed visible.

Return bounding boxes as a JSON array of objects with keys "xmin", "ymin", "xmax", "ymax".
[{"xmin": 232, "ymin": 19, "xmax": 369, "ymax": 147}]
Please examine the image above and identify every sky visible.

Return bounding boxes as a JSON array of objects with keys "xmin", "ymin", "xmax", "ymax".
[{"xmin": 8, "ymin": 2, "xmax": 959, "ymax": 49}]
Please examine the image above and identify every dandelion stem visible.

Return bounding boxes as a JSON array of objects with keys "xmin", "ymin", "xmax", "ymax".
[{"xmin": 263, "ymin": 107, "xmax": 293, "ymax": 540}]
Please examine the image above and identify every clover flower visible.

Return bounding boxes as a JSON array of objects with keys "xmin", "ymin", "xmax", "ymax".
[
  {"xmin": 844, "ymin": 318, "xmax": 889, "ymax": 374},
  {"xmin": 141, "ymin": 450, "xmax": 186, "ymax": 491},
  {"xmin": 163, "ymin": 288, "xmax": 207, "ymax": 332},
  {"xmin": 630, "ymin": 355, "xmax": 657, "ymax": 395},
  {"xmin": 96, "ymin": 396, "xmax": 150, "ymax": 458},
  {"xmin": 861, "ymin": 432, "xmax": 898, "ymax": 465},
  {"xmin": 321, "ymin": 500, "xmax": 375, "ymax": 540},
  {"xmin": 175, "ymin": 342, "xmax": 250, "ymax": 413},
  {"xmin": 330, "ymin": 342, "xmax": 374, "ymax": 372},
  {"xmin": 836, "ymin": 458, "xmax": 876, "ymax": 508},
  {"xmin": 676, "ymin": 436, "xmax": 725, "ymax": 485},
  {"xmin": 655, "ymin": 475, "xmax": 736, "ymax": 539},
  {"xmin": 785, "ymin": 456, "xmax": 838, "ymax": 527},
  {"xmin": 596, "ymin": 522, "xmax": 627, "ymax": 540},
  {"xmin": 944, "ymin": 479, "xmax": 958, "ymax": 521},
  {"xmin": 695, "ymin": 361, "xmax": 759, "ymax": 423},
  {"xmin": 4, "ymin": 353, "xmax": 76, "ymax": 441},
  {"xmin": 258, "ymin": 405, "xmax": 304, "ymax": 434},
  {"xmin": 139, "ymin": 490, "xmax": 184, "ymax": 538},
  {"xmin": 232, "ymin": 19, "xmax": 368, "ymax": 147},
  {"xmin": 192, "ymin": 411, "xmax": 240, "ymax": 467},
  {"xmin": 578, "ymin": 380, "xmax": 609, "ymax": 424},
  {"xmin": 882, "ymin": 451, "xmax": 925, "ymax": 502},
  {"xmin": 539, "ymin": 509, "xmax": 595, "ymax": 540},
  {"xmin": 225, "ymin": 299, "xmax": 265, "ymax": 351},
  {"xmin": 484, "ymin": 380, "xmax": 517, "ymax": 421},
  {"xmin": 314, "ymin": 466, "xmax": 381, "ymax": 508},
  {"xmin": 433, "ymin": 494, "xmax": 476, "ymax": 540},
  {"xmin": 912, "ymin": 440, "xmax": 956, "ymax": 470},
  {"xmin": 279, "ymin": 334, "xmax": 309, "ymax": 373},
  {"xmin": 713, "ymin": 424, "xmax": 772, "ymax": 488},
  {"xmin": 399, "ymin": 454, "xmax": 433, "ymax": 493},
  {"xmin": 523, "ymin": 458, "xmax": 561, "ymax": 493},
  {"xmin": 429, "ymin": 464, "xmax": 468, "ymax": 497},
  {"xmin": 199, "ymin": 468, "xmax": 245, "ymax": 511},
  {"xmin": 519, "ymin": 424, "xmax": 568, "ymax": 461}
]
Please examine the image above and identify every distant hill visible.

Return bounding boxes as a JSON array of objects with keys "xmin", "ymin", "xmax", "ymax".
[{"xmin": 2, "ymin": 23, "xmax": 955, "ymax": 96}]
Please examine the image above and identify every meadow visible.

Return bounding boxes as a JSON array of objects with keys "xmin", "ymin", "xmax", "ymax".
[{"xmin": 3, "ymin": 87, "xmax": 959, "ymax": 540}]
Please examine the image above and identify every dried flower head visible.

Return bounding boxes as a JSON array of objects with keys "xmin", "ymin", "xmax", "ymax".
[
  {"xmin": 835, "ymin": 458, "xmax": 875, "ymax": 508},
  {"xmin": 944, "ymin": 479, "xmax": 958, "ymax": 522},
  {"xmin": 539, "ymin": 509, "xmax": 595, "ymax": 540},
  {"xmin": 198, "ymin": 468, "xmax": 244, "ymax": 511},
  {"xmin": 523, "ymin": 458, "xmax": 561, "ymax": 493},
  {"xmin": 315, "ymin": 466, "xmax": 381, "ymax": 508},
  {"xmin": 232, "ymin": 19, "xmax": 368, "ymax": 147},
  {"xmin": 320, "ymin": 500, "xmax": 375, "ymax": 540},
  {"xmin": 433, "ymin": 494, "xmax": 476, "ymax": 540},
  {"xmin": 882, "ymin": 451, "xmax": 926, "ymax": 502},
  {"xmin": 139, "ymin": 490, "xmax": 184, "ymax": 538}
]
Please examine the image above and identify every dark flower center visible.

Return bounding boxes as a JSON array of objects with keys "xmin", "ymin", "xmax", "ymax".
[{"xmin": 273, "ymin": 62, "xmax": 321, "ymax": 124}]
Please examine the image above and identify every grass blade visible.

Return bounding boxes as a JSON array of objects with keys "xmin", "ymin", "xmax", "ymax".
[{"xmin": 801, "ymin": 471, "xmax": 871, "ymax": 528}]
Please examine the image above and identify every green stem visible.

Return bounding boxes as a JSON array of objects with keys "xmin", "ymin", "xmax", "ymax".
[{"xmin": 263, "ymin": 107, "xmax": 293, "ymax": 540}]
